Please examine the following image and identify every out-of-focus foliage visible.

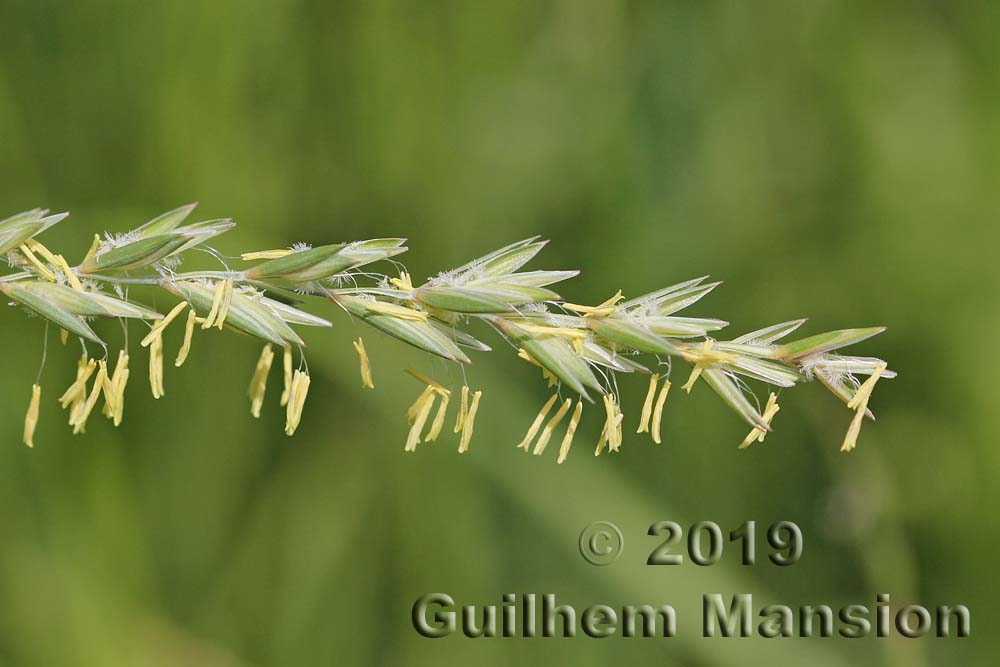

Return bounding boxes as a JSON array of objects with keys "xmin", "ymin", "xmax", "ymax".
[{"xmin": 0, "ymin": 2, "xmax": 996, "ymax": 665}]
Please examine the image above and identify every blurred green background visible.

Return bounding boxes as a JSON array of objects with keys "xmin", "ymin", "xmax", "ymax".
[{"xmin": 0, "ymin": 1, "xmax": 997, "ymax": 665}]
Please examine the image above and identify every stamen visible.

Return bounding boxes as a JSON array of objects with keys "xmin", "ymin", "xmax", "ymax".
[
  {"xmin": 18, "ymin": 243, "xmax": 56, "ymax": 281},
  {"xmin": 841, "ymin": 363, "xmax": 887, "ymax": 452},
  {"xmin": 389, "ymin": 271, "xmax": 413, "ymax": 290},
  {"xmin": 533, "ymin": 397, "xmax": 572, "ymax": 455},
  {"xmin": 514, "ymin": 323, "xmax": 587, "ymax": 340},
  {"xmin": 241, "ymin": 249, "xmax": 292, "ymax": 260},
  {"xmin": 557, "ymin": 401, "xmax": 583, "ymax": 464},
  {"xmin": 599, "ymin": 394, "xmax": 624, "ymax": 452},
  {"xmin": 27, "ymin": 243, "xmax": 86, "ymax": 292},
  {"xmin": 847, "ymin": 363, "xmax": 888, "ymax": 410},
  {"xmin": 407, "ymin": 385, "xmax": 437, "ymax": 423},
  {"xmin": 141, "ymin": 301, "xmax": 188, "ymax": 348},
  {"xmin": 59, "ymin": 329, "xmax": 69, "ymax": 345},
  {"xmin": 651, "ymin": 379, "xmax": 671, "ymax": 444},
  {"xmin": 739, "ymin": 393, "xmax": 780, "ymax": 449},
  {"xmin": 24, "ymin": 239, "xmax": 59, "ymax": 265},
  {"xmin": 637, "ymin": 373, "xmax": 660, "ymax": 434},
  {"xmin": 284, "ymin": 369, "xmax": 311, "ymax": 436},
  {"xmin": 595, "ymin": 429, "xmax": 608, "ymax": 456},
  {"xmin": 280, "ymin": 346, "xmax": 293, "ymax": 406},
  {"xmin": 109, "ymin": 352, "xmax": 129, "ymax": 426},
  {"xmin": 562, "ymin": 289, "xmax": 624, "ymax": 317},
  {"xmin": 215, "ymin": 278, "xmax": 234, "ymax": 330},
  {"xmin": 175, "ymin": 309, "xmax": 197, "ymax": 366},
  {"xmin": 59, "ymin": 355, "xmax": 96, "ymax": 408},
  {"xmin": 367, "ymin": 301, "xmax": 428, "ymax": 321},
  {"xmin": 248, "ymin": 344, "xmax": 274, "ymax": 418},
  {"xmin": 72, "ymin": 361, "xmax": 108, "ymax": 434},
  {"xmin": 101, "ymin": 354, "xmax": 120, "ymax": 419},
  {"xmin": 453, "ymin": 385, "xmax": 469, "ymax": 433},
  {"xmin": 425, "ymin": 391, "xmax": 450, "ymax": 442},
  {"xmin": 201, "ymin": 279, "xmax": 227, "ymax": 329},
  {"xmin": 458, "ymin": 390, "xmax": 482, "ymax": 453},
  {"xmin": 83, "ymin": 234, "xmax": 102, "ymax": 263},
  {"xmin": 149, "ymin": 335, "xmax": 165, "ymax": 398},
  {"xmin": 682, "ymin": 365, "xmax": 701, "ymax": 392},
  {"xmin": 23, "ymin": 384, "xmax": 41, "ymax": 448},
  {"xmin": 516, "ymin": 394, "xmax": 558, "ymax": 451},
  {"xmin": 405, "ymin": 387, "xmax": 437, "ymax": 451},
  {"xmin": 682, "ymin": 340, "xmax": 734, "ymax": 393},
  {"xmin": 352, "ymin": 337, "xmax": 375, "ymax": 389}
]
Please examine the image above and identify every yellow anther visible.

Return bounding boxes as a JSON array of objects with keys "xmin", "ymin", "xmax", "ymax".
[
  {"xmin": 27, "ymin": 242, "xmax": 83, "ymax": 291},
  {"xmin": 215, "ymin": 279, "xmax": 234, "ymax": 330},
  {"xmin": 514, "ymin": 323, "xmax": 587, "ymax": 340},
  {"xmin": 407, "ymin": 385, "xmax": 436, "ymax": 424},
  {"xmin": 681, "ymin": 340, "xmax": 734, "ymax": 393},
  {"xmin": 59, "ymin": 329, "xmax": 69, "ymax": 345},
  {"xmin": 453, "ymin": 385, "xmax": 470, "ymax": 434},
  {"xmin": 56, "ymin": 255, "xmax": 83, "ymax": 291},
  {"xmin": 353, "ymin": 337, "xmax": 375, "ymax": 389},
  {"xmin": 18, "ymin": 243, "xmax": 56, "ymax": 281},
  {"xmin": 59, "ymin": 355, "xmax": 96, "ymax": 409},
  {"xmin": 598, "ymin": 393, "xmax": 624, "ymax": 453},
  {"xmin": 24, "ymin": 239, "xmax": 58, "ymax": 264},
  {"xmin": 284, "ymin": 369, "xmax": 311, "ymax": 436},
  {"xmin": 847, "ymin": 363, "xmax": 888, "ymax": 411},
  {"xmin": 595, "ymin": 289, "xmax": 625, "ymax": 310},
  {"xmin": 425, "ymin": 391, "xmax": 450, "ymax": 442},
  {"xmin": 389, "ymin": 271, "xmax": 413, "ymax": 291},
  {"xmin": 595, "ymin": 430, "xmax": 607, "ymax": 455},
  {"xmin": 83, "ymin": 234, "xmax": 102, "ymax": 263},
  {"xmin": 516, "ymin": 394, "xmax": 558, "ymax": 451},
  {"xmin": 651, "ymin": 379, "xmax": 672, "ymax": 445},
  {"xmin": 405, "ymin": 386, "xmax": 437, "ymax": 451},
  {"xmin": 841, "ymin": 363, "xmax": 887, "ymax": 452},
  {"xmin": 148, "ymin": 334, "xmax": 165, "ymax": 399},
  {"xmin": 367, "ymin": 301, "xmax": 428, "ymax": 322},
  {"xmin": 557, "ymin": 401, "xmax": 584, "ymax": 464},
  {"xmin": 101, "ymin": 350, "xmax": 127, "ymax": 420},
  {"xmin": 201, "ymin": 279, "xmax": 228, "ymax": 329},
  {"xmin": 280, "ymin": 346, "xmax": 293, "ymax": 406},
  {"xmin": 562, "ymin": 289, "xmax": 624, "ymax": 317},
  {"xmin": 248, "ymin": 344, "xmax": 274, "ymax": 418},
  {"xmin": 637, "ymin": 373, "xmax": 660, "ymax": 434},
  {"xmin": 23, "ymin": 384, "xmax": 41, "ymax": 448},
  {"xmin": 141, "ymin": 301, "xmax": 188, "ymax": 348},
  {"xmin": 458, "ymin": 390, "xmax": 482, "ymax": 453},
  {"xmin": 175, "ymin": 309, "xmax": 197, "ymax": 366},
  {"xmin": 739, "ymin": 393, "xmax": 780, "ymax": 449},
  {"xmin": 241, "ymin": 249, "xmax": 293, "ymax": 260},
  {"xmin": 72, "ymin": 361, "xmax": 108, "ymax": 434},
  {"xmin": 100, "ymin": 365, "xmax": 116, "ymax": 419},
  {"xmin": 533, "ymin": 397, "xmax": 572, "ymax": 456},
  {"xmin": 106, "ymin": 351, "xmax": 130, "ymax": 426}
]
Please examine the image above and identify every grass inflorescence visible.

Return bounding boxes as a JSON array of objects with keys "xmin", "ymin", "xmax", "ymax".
[{"xmin": 1, "ymin": 205, "xmax": 894, "ymax": 459}]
